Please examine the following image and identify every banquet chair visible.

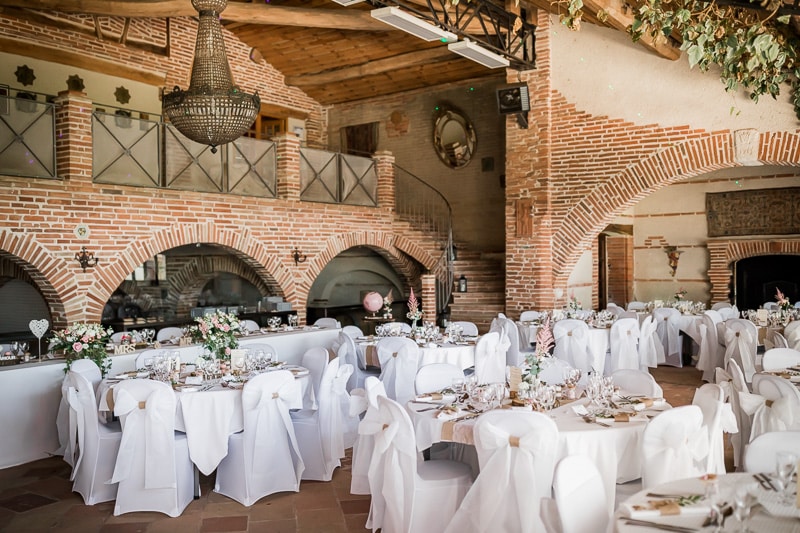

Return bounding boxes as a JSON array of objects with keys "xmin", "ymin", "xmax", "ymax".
[
  {"xmin": 718, "ymin": 306, "xmax": 739, "ymax": 321},
  {"xmin": 496, "ymin": 315, "xmax": 533, "ymax": 367},
  {"xmin": 314, "ymin": 317, "xmax": 341, "ymax": 329},
  {"xmin": 243, "ymin": 343, "xmax": 277, "ymax": 359},
  {"xmin": 473, "ymin": 331, "xmax": 509, "ymax": 384},
  {"xmin": 767, "ymin": 331, "xmax": 789, "ymax": 350},
  {"xmin": 761, "ymin": 347, "xmax": 800, "ymax": 371},
  {"xmin": 110, "ymin": 331, "xmax": 128, "ymax": 344},
  {"xmin": 445, "ymin": 410, "xmax": 558, "ymax": 533},
  {"xmin": 744, "ymin": 431, "xmax": 800, "ymax": 473},
  {"xmin": 134, "ymin": 349, "xmax": 162, "ymax": 370},
  {"xmin": 552, "ymin": 455, "xmax": 610, "ymax": 533},
  {"xmin": 653, "ymin": 307, "xmax": 683, "ymax": 367},
  {"xmin": 723, "ymin": 319, "xmax": 758, "ymax": 383},
  {"xmin": 607, "ymin": 317, "xmax": 640, "ymax": 372},
  {"xmin": 618, "ymin": 310, "xmax": 638, "ymax": 320},
  {"xmin": 762, "ymin": 301, "xmax": 779, "ymax": 311},
  {"xmin": 637, "ymin": 315, "xmax": 663, "ymax": 369},
  {"xmin": 338, "ymin": 331, "xmax": 379, "ymax": 392},
  {"xmin": 215, "ymin": 371, "xmax": 305, "ymax": 505},
  {"xmin": 696, "ymin": 310, "xmax": 725, "ymax": 382},
  {"xmin": 383, "ymin": 321, "xmax": 412, "ymax": 334},
  {"xmin": 611, "ymin": 369, "xmax": 663, "ymax": 398},
  {"xmin": 58, "ymin": 356, "xmax": 106, "ymax": 459},
  {"xmin": 415, "ymin": 363, "xmax": 464, "ymax": 394},
  {"xmin": 368, "ymin": 396, "xmax": 472, "ymax": 533},
  {"xmin": 692, "ymin": 383, "xmax": 737, "ymax": 475},
  {"xmin": 66, "ymin": 370, "xmax": 122, "ymax": 505},
  {"xmin": 519, "ymin": 310, "xmax": 542, "ymax": 322},
  {"xmin": 342, "ymin": 324, "xmax": 364, "ymax": 339},
  {"xmin": 552, "ymin": 319, "xmax": 592, "ymax": 375},
  {"xmin": 376, "ymin": 336, "xmax": 420, "ymax": 405},
  {"xmin": 451, "ymin": 320, "xmax": 479, "ymax": 337},
  {"xmin": 725, "ymin": 360, "xmax": 755, "ymax": 469},
  {"xmin": 291, "ymin": 358, "xmax": 353, "ymax": 481},
  {"xmin": 239, "ymin": 319, "xmax": 260, "ymax": 333},
  {"xmin": 641, "ymin": 405, "xmax": 708, "ymax": 488},
  {"xmin": 111, "ymin": 379, "xmax": 194, "ymax": 517},
  {"xmin": 350, "ymin": 377, "xmax": 386, "ymax": 495},
  {"xmin": 605, "ymin": 303, "xmax": 624, "ymax": 317},
  {"xmin": 785, "ymin": 320, "xmax": 800, "ymax": 350},
  {"xmin": 156, "ymin": 326, "xmax": 184, "ymax": 343},
  {"xmin": 750, "ymin": 373, "xmax": 800, "ymax": 439},
  {"xmin": 711, "ymin": 302, "xmax": 732, "ymax": 311},
  {"xmin": 299, "ymin": 346, "xmax": 329, "ymax": 401},
  {"xmin": 626, "ymin": 301, "xmax": 647, "ymax": 311}
]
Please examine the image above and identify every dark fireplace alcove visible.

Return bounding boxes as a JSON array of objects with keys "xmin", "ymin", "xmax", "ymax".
[{"xmin": 735, "ymin": 254, "xmax": 800, "ymax": 310}]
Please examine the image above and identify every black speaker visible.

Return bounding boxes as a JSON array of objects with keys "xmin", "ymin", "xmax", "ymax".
[{"xmin": 496, "ymin": 83, "xmax": 530, "ymax": 115}]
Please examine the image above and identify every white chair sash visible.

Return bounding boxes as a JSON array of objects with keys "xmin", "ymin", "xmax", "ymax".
[
  {"xmin": 334, "ymin": 364, "xmax": 358, "ymax": 449},
  {"xmin": 351, "ymin": 378, "xmax": 386, "ymax": 496},
  {"xmin": 724, "ymin": 328, "xmax": 756, "ymax": 382},
  {"xmin": 378, "ymin": 342, "xmax": 418, "ymax": 405},
  {"xmin": 65, "ymin": 386, "xmax": 83, "ymax": 480},
  {"xmin": 349, "ymin": 388, "xmax": 368, "ymax": 418},
  {"xmin": 111, "ymin": 387, "xmax": 176, "ymax": 490},
  {"xmin": 648, "ymin": 428, "xmax": 708, "ymax": 481},
  {"xmin": 553, "ymin": 324, "xmax": 590, "ymax": 371},
  {"xmin": 638, "ymin": 316, "xmax": 663, "ymax": 369},
  {"xmin": 609, "ymin": 319, "xmax": 640, "ymax": 371},
  {"xmin": 750, "ymin": 396, "xmax": 798, "ymax": 440}
]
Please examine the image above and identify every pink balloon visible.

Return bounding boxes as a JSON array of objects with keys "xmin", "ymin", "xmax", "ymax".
[{"xmin": 363, "ymin": 291, "xmax": 383, "ymax": 313}]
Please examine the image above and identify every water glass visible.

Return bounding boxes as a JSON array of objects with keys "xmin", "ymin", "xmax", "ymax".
[
  {"xmin": 775, "ymin": 450, "xmax": 798, "ymax": 505},
  {"xmin": 733, "ymin": 481, "xmax": 759, "ymax": 532},
  {"xmin": 451, "ymin": 377, "xmax": 465, "ymax": 395}
]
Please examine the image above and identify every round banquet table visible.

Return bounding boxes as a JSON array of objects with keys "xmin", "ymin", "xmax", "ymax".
[
  {"xmin": 97, "ymin": 367, "xmax": 312, "ymax": 475},
  {"xmin": 357, "ymin": 338, "xmax": 475, "ymax": 370},
  {"xmin": 615, "ymin": 472, "xmax": 800, "ymax": 532},
  {"xmin": 408, "ymin": 395, "xmax": 665, "ymax": 515},
  {"xmin": 517, "ymin": 322, "xmax": 610, "ymax": 374}
]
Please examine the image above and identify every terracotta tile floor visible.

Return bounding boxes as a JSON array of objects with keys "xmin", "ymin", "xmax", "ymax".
[{"xmin": 0, "ymin": 365, "xmax": 722, "ymax": 532}]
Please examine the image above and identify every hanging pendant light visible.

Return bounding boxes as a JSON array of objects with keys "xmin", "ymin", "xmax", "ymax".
[{"xmin": 163, "ymin": 0, "xmax": 260, "ymax": 153}]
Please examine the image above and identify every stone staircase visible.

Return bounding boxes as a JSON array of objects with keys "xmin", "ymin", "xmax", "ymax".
[{"xmin": 448, "ymin": 250, "xmax": 505, "ymax": 333}]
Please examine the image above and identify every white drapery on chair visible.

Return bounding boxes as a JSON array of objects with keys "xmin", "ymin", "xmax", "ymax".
[
  {"xmin": 696, "ymin": 310, "xmax": 725, "ymax": 382},
  {"xmin": 314, "ymin": 317, "xmax": 341, "ymax": 329},
  {"xmin": 653, "ymin": 307, "xmax": 683, "ymax": 367},
  {"xmin": 711, "ymin": 302, "xmax": 731, "ymax": 311},
  {"xmin": 383, "ymin": 322, "xmax": 412, "ymax": 334},
  {"xmin": 111, "ymin": 379, "xmax": 194, "ymax": 517},
  {"xmin": 785, "ymin": 321, "xmax": 800, "ymax": 350},
  {"xmin": 376, "ymin": 337, "xmax": 420, "ymax": 405},
  {"xmin": 767, "ymin": 331, "xmax": 790, "ymax": 350},
  {"xmin": 519, "ymin": 310, "xmax": 542, "ymax": 322},
  {"xmin": 692, "ymin": 383, "xmax": 738, "ymax": 475},
  {"xmin": 367, "ymin": 396, "xmax": 472, "ymax": 533},
  {"xmin": 300, "ymin": 346, "xmax": 329, "ymax": 401},
  {"xmin": 291, "ymin": 358, "xmax": 353, "ymax": 481},
  {"xmin": 350, "ymin": 377, "xmax": 386, "ymax": 495},
  {"xmin": 551, "ymin": 455, "xmax": 610, "ymax": 533},
  {"xmin": 342, "ymin": 325, "xmax": 364, "ymax": 339},
  {"xmin": 474, "ymin": 331, "xmax": 510, "ymax": 384},
  {"xmin": 627, "ymin": 301, "xmax": 647, "ymax": 311},
  {"xmin": 214, "ymin": 371, "xmax": 305, "ymax": 505},
  {"xmin": 66, "ymin": 370, "xmax": 122, "ymax": 505},
  {"xmin": 611, "ymin": 369, "xmax": 663, "ymax": 398},
  {"xmin": 538, "ymin": 357, "xmax": 575, "ymax": 386},
  {"xmin": 718, "ymin": 306, "xmax": 739, "ymax": 321},
  {"xmin": 749, "ymin": 373, "xmax": 800, "ymax": 441},
  {"xmin": 637, "ymin": 315, "xmax": 663, "ymax": 369},
  {"xmin": 445, "ymin": 410, "xmax": 558, "ymax": 533},
  {"xmin": 723, "ymin": 319, "xmax": 758, "ymax": 383},
  {"xmin": 642, "ymin": 405, "xmax": 709, "ymax": 488},
  {"xmin": 607, "ymin": 318, "xmax": 640, "ymax": 372},
  {"xmin": 605, "ymin": 303, "xmax": 624, "ymax": 317},
  {"xmin": 553, "ymin": 319, "xmax": 593, "ymax": 375},
  {"xmin": 744, "ymin": 431, "xmax": 800, "ymax": 473},
  {"xmin": 761, "ymin": 348, "xmax": 800, "ymax": 371},
  {"xmin": 451, "ymin": 321, "xmax": 479, "ymax": 337},
  {"xmin": 491, "ymin": 316, "xmax": 531, "ymax": 367},
  {"xmin": 338, "ymin": 331, "xmax": 379, "ymax": 392},
  {"xmin": 415, "ymin": 363, "xmax": 464, "ymax": 394},
  {"xmin": 725, "ymin": 360, "xmax": 754, "ymax": 469},
  {"xmin": 156, "ymin": 326, "xmax": 184, "ymax": 342},
  {"xmin": 57, "ymin": 358, "xmax": 103, "ymax": 460}
]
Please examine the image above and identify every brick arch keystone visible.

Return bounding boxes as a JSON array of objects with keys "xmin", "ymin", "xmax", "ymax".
[{"xmin": 550, "ymin": 130, "xmax": 800, "ymax": 287}]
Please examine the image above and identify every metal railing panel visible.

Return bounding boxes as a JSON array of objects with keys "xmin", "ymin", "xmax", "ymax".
[
  {"xmin": 92, "ymin": 111, "xmax": 160, "ymax": 187},
  {"xmin": 227, "ymin": 137, "xmax": 277, "ymax": 198},
  {"xmin": 163, "ymin": 124, "xmax": 224, "ymax": 193},
  {"xmin": 340, "ymin": 153, "xmax": 377, "ymax": 207},
  {"xmin": 0, "ymin": 96, "xmax": 56, "ymax": 179},
  {"xmin": 300, "ymin": 147, "xmax": 338, "ymax": 203}
]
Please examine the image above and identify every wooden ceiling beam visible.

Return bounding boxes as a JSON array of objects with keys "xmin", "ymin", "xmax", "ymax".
[
  {"xmin": 0, "ymin": 0, "xmax": 391, "ymax": 31},
  {"xmin": 284, "ymin": 46, "xmax": 454, "ymax": 87}
]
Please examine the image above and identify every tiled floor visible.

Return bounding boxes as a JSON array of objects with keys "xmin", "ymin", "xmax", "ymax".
[{"xmin": 0, "ymin": 365, "xmax": 720, "ymax": 532}]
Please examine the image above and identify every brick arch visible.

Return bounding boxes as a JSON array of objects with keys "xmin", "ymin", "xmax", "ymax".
[
  {"xmin": 0, "ymin": 231, "xmax": 69, "ymax": 329},
  {"xmin": 551, "ymin": 130, "xmax": 800, "ymax": 286},
  {"xmin": 84, "ymin": 222, "xmax": 295, "ymax": 322},
  {"xmin": 707, "ymin": 238, "xmax": 800, "ymax": 302}
]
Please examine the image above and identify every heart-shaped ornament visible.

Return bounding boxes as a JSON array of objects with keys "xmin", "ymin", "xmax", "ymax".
[{"xmin": 29, "ymin": 319, "xmax": 49, "ymax": 339}]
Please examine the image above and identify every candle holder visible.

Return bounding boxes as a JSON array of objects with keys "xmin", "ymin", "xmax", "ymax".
[{"xmin": 75, "ymin": 246, "xmax": 99, "ymax": 271}]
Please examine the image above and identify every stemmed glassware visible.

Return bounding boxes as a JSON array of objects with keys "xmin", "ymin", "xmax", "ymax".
[
  {"xmin": 733, "ymin": 481, "xmax": 759, "ymax": 532},
  {"xmin": 775, "ymin": 450, "xmax": 798, "ymax": 505}
]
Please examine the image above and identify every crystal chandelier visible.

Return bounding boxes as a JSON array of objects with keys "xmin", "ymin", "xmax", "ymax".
[{"xmin": 163, "ymin": 0, "xmax": 260, "ymax": 153}]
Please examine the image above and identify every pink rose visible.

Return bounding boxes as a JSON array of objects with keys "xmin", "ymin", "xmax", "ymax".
[
  {"xmin": 225, "ymin": 347, "xmax": 231, "ymax": 355},
  {"xmin": 72, "ymin": 342, "xmax": 83, "ymax": 353},
  {"xmin": 222, "ymin": 325, "xmax": 230, "ymax": 332}
]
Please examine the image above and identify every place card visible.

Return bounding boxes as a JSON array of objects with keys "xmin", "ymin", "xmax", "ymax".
[
  {"xmin": 508, "ymin": 366, "xmax": 522, "ymax": 392},
  {"xmin": 757, "ymin": 309, "xmax": 769, "ymax": 325},
  {"xmin": 179, "ymin": 336, "xmax": 192, "ymax": 346}
]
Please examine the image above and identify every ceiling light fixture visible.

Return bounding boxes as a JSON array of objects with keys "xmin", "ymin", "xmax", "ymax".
[
  {"xmin": 332, "ymin": 0, "xmax": 365, "ymax": 5},
  {"xmin": 448, "ymin": 39, "xmax": 510, "ymax": 69},
  {"xmin": 371, "ymin": 6, "xmax": 457, "ymax": 43}
]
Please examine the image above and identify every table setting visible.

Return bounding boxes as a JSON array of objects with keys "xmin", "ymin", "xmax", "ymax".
[{"xmin": 356, "ymin": 322, "xmax": 477, "ymax": 370}]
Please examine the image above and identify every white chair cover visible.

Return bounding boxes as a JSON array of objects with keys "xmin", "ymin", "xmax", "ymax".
[
  {"xmin": 611, "ymin": 369, "xmax": 663, "ymax": 398},
  {"xmin": 111, "ymin": 379, "xmax": 194, "ymax": 517},
  {"xmin": 384, "ymin": 322, "xmax": 412, "ymax": 334},
  {"xmin": 642, "ymin": 405, "xmax": 709, "ymax": 488},
  {"xmin": 723, "ymin": 319, "xmax": 758, "ymax": 383},
  {"xmin": 300, "ymin": 346, "xmax": 329, "ymax": 400},
  {"xmin": 291, "ymin": 358, "xmax": 352, "ymax": 481},
  {"xmin": 552, "ymin": 319, "xmax": 592, "ymax": 374},
  {"xmin": 376, "ymin": 337, "xmax": 420, "ymax": 405},
  {"xmin": 691, "ymin": 383, "xmax": 737, "ymax": 475},
  {"xmin": 718, "ymin": 307, "xmax": 739, "ymax": 321},
  {"xmin": 342, "ymin": 325, "xmax": 364, "ymax": 339},
  {"xmin": 473, "ymin": 331, "xmax": 509, "ymax": 384},
  {"xmin": 763, "ymin": 301, "xmax": 779, "ymax": 311},
  {"xmin": 726, "ymin": 359, "xmax": 753, "ymax": 469},
  {"xmin": 605, "ymin": 303, "xmax": 624, "ymax": 317},
  {"xmin": 110, "ymin": 332, "xmax": 127, "ymax": 344},
  {"xmin": 749, "ymin": 373, "xmax": 800, "ymax": 440},
  {"xmin": 214, "ymin": 371, "xmax": 305, "ymax": 505},
  {"xmin": 493, "ymin": 316, "xmax": 531, "ymax": 367},
  {"xmin": 553, "ymin": 455, "xmax": 609, "ymax": 533},
  {"xmin": 314, "ymin": 317, "xmax": 341, "ymax": 329},
  {"xmin": 637, "ymin": 315, "xmax": 663, "ymax": 369},
  {"xmin": 785, "ymin": 320, "xmax": 800, "ymax": 350},
  {"xmin": 338, "ymin": 331, "xmax": 379, "ymax": 391},
  {"xmin": 519, "ymin": 310, "xmax": 542, "ymax": 322},
  {"xmin": 66, "ymin": 371, "xmax": 122, "ymax": 505},
  {"xmin": 538, "ymin": 357, "xmax": 574, "ymax": 385},
  {"xmin": 415, "ymin": 363, "xmax": 464, "ymax": 394},
  {"xmin": 744, "ymin": 431, "xmax": 800, "ymax": 473},
  {"xmin": 608, "ymin": 317, "xmax": 640, "ymax": 372},
  {"xmin": 57, "ymin": 359, "xmax": 103, "ymax": 459},
  {"xmin": 134, "ymin": 349, "xmax": 162, "ymax": 370},
  {"xmin": 156, "ymin": 326, "xmax": 184, "ymax": 342},
  {"xmin": 767, "ymin": 331, "xmax": 789, "ymax": 350},
  {"xmin": 350, "ymin": 377, "xmax": 386, "ymax": 495},
  {"xmin": 711, "ymin": 302, "xmax": 732, "ymax": 311},
  {"xmin": 627, "ymin": 301, "xmax": 647, "ymax": 311},
  {"xmin": 451, "ymin": 321, "xmax": 479, "ymax": 337},
  {"xmin": 240, "ymin": 319, "xmax": 260, "ymax": 333},
  {"xmin": 696, "ymin": 311, "xmax": 725, "ymax": 382},
  {"xmin": 368, "ymin": 396, "xmax": 472, "ymax": 533},
  {"xmin": 653, "ymin": 307, "xmax": 683, "ymax": 367},
  {"xmin": 761, "ymin": 347, "xmax": 800, "ymax": 371},
  {"xmin": 334, "ymin": 362, "xmax": 360, "ymax": 449},
  {"xmin": 445, "ymin": 411, "xmax": 558, "ymax": 533}
]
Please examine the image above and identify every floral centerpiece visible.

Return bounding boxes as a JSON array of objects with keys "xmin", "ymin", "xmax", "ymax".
[
  {"xmin": 674, "ymin": 287, "xmax": 688, "ymax": 301},
  {"xmin": 520, "ymin": 316, "xmax": 555, "ymax": 390},
  {"xmin": 776, "ymin": 288, "xmax": 792, "ymax": 313},
  {"xmin": 188, "ymin": 311, "xmax": 242, "ymax": 360},
  {"xmin": 51, "ymin": 322, "xmax": 114, "ymax": 376},
  {"xmin": 383, "ymin": 289, "xmax": 394, "ymax": 319},
  {"xmin": 566, "ymin": 292, "xmax": 582, "ymax": 318},
  {"xmin": 406, "ymin": 287, "xmax": 423, "ymax": 330}
]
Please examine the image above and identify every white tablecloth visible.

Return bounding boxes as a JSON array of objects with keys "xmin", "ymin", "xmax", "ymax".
[
  {"xmin": 518, "ymin": 322, "xmax": 610, "ymax": 374},
  {"xmin": 616, "ymin": 472, "xmax": 800, "ymax": 532},
  {"xmin": 357, "ymin": 340, "xmax": 475, "ymax": 370}
]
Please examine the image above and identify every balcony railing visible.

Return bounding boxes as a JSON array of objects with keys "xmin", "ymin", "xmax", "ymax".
[
  {"xmin": 299, "ymin": 148, "xmax": 378, "ymax": 207},
  {"xmin": 0, "ymin": 93, "xmax": 56, "ymax": 179}
]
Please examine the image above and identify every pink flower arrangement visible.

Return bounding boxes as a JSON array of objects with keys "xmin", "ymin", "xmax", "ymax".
[{"xmin": 776, "ymin": 288, "xmax": 791, "ymax": 311}]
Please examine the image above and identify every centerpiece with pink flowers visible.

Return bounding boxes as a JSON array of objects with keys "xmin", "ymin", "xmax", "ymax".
[
  {"xmin": 51, "ymin": 322, "xmax": 114, "ymax": 376},
  {"xmin": 406, "ymin": 287, "xmax": 423, "ymax": 330},
  {"xmin": 188, "ymin": 310, "xmax": 242, "ymax": 360}
]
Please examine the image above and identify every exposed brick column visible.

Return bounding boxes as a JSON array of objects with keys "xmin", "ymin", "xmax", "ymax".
[
  {"xmin": 373, "ymin": 151, "xmax": 396, "ymax": 211},
  {"xmin": 275, "ymin": 133, "xmax": 301, "ymax": 200},
  {"xmin": 53, "ymin": 90, "xmax": 93, "ymax": 181},
  {"xmin": 420, "ymin": 273, "xmax": 436, "ymax": 324}
]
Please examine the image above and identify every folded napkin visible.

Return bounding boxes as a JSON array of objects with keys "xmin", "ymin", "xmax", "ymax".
[
  {"xmin": 185, "ymin": 375, "xmax": 203, "ymax": 385},
  {"xmin": 620, "ymin": 499, "xmax": 710, "ymax": 519},
  {"xmin": 415, "ymin": 392, "xmax": 457, "ymax": 403},
  {"xmin": 631, "ymin": 398, "xmax": 667, "ymax": 411},
  {"xmin": 436, "ymin": 406, "xmax": 462, "ymax": 421}
]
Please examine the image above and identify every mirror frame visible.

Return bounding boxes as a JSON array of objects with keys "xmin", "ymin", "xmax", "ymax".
[{"xmin": 432, "ymin": 105, "xmax": 477, "ymax": 169}]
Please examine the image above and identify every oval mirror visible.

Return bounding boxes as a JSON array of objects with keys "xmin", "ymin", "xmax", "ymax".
[{"xmin": 433, "ymin": 106, "xmax": 476, "ymax": 169}]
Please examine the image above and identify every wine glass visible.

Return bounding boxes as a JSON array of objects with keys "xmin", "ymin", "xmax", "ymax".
[
  {"xmin": 702, "ymin": 475, "xmax": 723, "ymax": 532},
  {"xmin": 733, "ymin": 481, "xmax": 759, "ymax": 532},
  {"xmin": 775, "ymin": 450, "xmax": 798, "ymax": 505}
]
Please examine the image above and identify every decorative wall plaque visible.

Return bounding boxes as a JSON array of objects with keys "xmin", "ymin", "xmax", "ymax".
[{"xmin": 706, "ymin": 187, "xmax": 800, "ymax": 237}]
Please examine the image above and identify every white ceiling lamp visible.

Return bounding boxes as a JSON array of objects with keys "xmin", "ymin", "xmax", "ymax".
[
  {"xmin": 448, "ymin": 39, "xmax": 510, "ymax": 69},
  {"xmin": 371, "ymin": 6, "xmax": 457, "ymax": 43},
  {"xmin": 332, "ymin": 0, "xmax": 365, "ymax": 5}
]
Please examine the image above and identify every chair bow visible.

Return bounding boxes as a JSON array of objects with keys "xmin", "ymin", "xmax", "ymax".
[
  {"xmin": 349, "ymin": 388, "xmax": 368, "ymax": 417},
  {"xmin": 111, "ymin": 387, "xmax": 176, "ymax": 489},
  {"xmin": 367, "ymin": 417, "xmax": 415, "ymax": 533},
  {"xmin": 750, "ymin": 396, "xmax": 797, "ymax": 440},
  {"xmin": 65, "ymin": 386, "xmax": 84, "ymax": 480},
  {"xmin": 724, "ymin": 328, "xmax": 756, "ymax": 381}
]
